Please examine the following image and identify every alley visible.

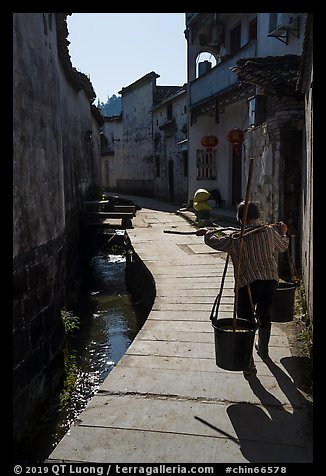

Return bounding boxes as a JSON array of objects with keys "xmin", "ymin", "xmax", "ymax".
[{"xmin": 47, "ymin": 196, "xmax": 312, "ymax": 464}]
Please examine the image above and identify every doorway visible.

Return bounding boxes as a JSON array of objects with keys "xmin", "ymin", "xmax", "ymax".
[
  {"xmin": 232, "ymin": 147, "xmax": 242, "ymax": 205},
  {"xmin": 168, "ymin": 159, "xmax": 174, "ymax": 202}
]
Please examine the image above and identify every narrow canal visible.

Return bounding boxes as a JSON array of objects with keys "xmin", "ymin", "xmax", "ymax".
[{"xmin": 16, "ymin": 235, "xmax": 150, "ymax": 463}]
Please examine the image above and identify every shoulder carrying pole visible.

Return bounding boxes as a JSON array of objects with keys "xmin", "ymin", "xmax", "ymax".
[{"xmin": 233, "ymin": 157, "xmax": 254, "ymax": 331}]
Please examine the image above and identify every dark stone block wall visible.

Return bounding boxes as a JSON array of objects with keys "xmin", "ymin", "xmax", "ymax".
[
  {"xmin": 13, "ymin": 237, "xmax": 66, "ymax": 445},
  {"xmin": 13, "ymin": 13, "xmax": 101, "ymax": 448}
]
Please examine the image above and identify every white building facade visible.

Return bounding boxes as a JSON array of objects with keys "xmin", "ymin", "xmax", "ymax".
[
  {"xmin": 185, "ymin": 13, "xmax": 306, "ymax": 216},
  {"xmin": 101, "ymin": 72, "xmax": 187, "ymax": 202},
  {"xmin": 152, "ymin": 86, "xmax": 188, "ymax": 203},
  {"xmin": 100, "ymin": 114, "xmax": 123, "ymax": 190}
]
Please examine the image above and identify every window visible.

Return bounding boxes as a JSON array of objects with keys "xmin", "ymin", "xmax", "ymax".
[
  {"xmin": 230, "ymin": 24, "xmax": 241, "ymax": 55},
  {"xmin": 196, "ymin": 150, "xmax": 216, "ymax": 180}
]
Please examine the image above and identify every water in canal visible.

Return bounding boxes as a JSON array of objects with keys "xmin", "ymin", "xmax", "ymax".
[{"xmin": 17, "ymin": 243, "xmax": 148, "ymax": 462}]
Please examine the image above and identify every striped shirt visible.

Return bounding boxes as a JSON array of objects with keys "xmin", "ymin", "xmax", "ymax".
[{"xmin": 204, "ymin": 225, "xmax": 289, "ymax": 288}]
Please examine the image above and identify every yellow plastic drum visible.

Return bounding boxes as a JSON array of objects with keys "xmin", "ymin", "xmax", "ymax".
[
  {"xmin": 193, "ymin": 201, "xmax": 212, "ymax": 211},
  {"xmin": 193, "ymin": 188, "xmax": 211, "ymax": 203},
  {"xmin": 193, "ymin": 189, "xmax": 212, "ymax": 212}
]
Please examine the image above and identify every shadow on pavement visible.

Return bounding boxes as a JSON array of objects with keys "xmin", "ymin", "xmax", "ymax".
[
  {"xmin": 226, "ymin": 357, "xmax": 313, "ymax": 463},
  {"xmin": 281, "ymin": 355, "xmax": 313, "ymax": 398},
  {"xmin": 109, "ymin": 193, "xmax": 182, "ymax": 213}
]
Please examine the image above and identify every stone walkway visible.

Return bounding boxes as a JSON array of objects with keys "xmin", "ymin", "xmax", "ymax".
[{"xmin": 47, "ymin": 195, "xmax": 312, "ymax": 464}]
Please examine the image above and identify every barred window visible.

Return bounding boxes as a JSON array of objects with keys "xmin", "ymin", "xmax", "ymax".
[{"xmin": 196, "ymin": 150, "xmax": 216, "ymax": 180}]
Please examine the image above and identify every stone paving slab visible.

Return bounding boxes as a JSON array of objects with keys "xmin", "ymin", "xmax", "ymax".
[
  {"xmin": 68, "ymin": 395, "xmax": 308, "ymax": 449},
  {"xmin": 98, "ymin": 364, "xmax": 300, "ymax": 408},
  {"xmin": 154, "ymin": 298, "xmax": 233, "ymax": 307},
  {"xmin": 147, "ymin": 311, "xmax": 241, "ymax": 323},
  {"xmin": 152, "ymin": 303, "xmax": 235, "ymax": 312},
  {"xmin": 136, "ymin": 326, "xmax": 289, "ymax": 348},
  {"xmin": 115, "ymin": 353, "xmax": 296, "ymax": 382},
  {"xmin": 49, "ymin": 426, "xmax": 309, "ymax": 465},
  {"xmin": 137, "ymin": 328, "xmax": 216, "ymax": 343},
  {"xmin": 136, "ymin": 319, "xmax": 213, "ymax": 333},
  {"xmin": 155, "ymin": 275, "xmax": 235, "ymax": 281},
  {"xmin": 156, "ymin": 287, "xmax": 235, "ymax": 296},
  {"xmin": 48, "ymin": 425, "xmax": 308, "ymax": 463},
  {"xmin": 148, "ymin": 309, "xmax": 234, "ymax": 321},
  {"xmin": 47, "ymin": 394, "xmax": 308, "ymax": 464}
]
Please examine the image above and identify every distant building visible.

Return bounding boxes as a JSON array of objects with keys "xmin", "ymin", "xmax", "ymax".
[
  {"xmin": 101, "ymin": 72, "xmax": 188, "ymax": 202},
  {"xmin": 152, "ymin": 84, "xmax": 188, "ymax": 203},
  {"xmin": 100, "ymin": 114, "xmax": 122, "ymax": 190}
]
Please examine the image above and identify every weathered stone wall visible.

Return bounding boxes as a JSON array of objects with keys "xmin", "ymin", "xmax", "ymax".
[
  {"xmin": 13, "ymin": 13, "xmax": 101, "ymax": 447},
  {"xmin": 243, "ymin": 95, "xmax": 304, "ymax": 220},
  {"xmin": 243, "ymin": 124, "xmax": 276, "ymax": 223},
  {"xmin": 117, "ymin": 76, "xmax": 155, "ymax": 196},
  {"xmin": 243, "ymin": 93, "xmax": 304, "ymax": 276},
  {"xmin": 300, "ymin": 47, "xmax": 313, "ymax": 332}
]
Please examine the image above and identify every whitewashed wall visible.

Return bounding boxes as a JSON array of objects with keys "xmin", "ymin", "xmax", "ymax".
[
  {"xmin": 153, "ymin": 90, "xmax": 188, "ymax": 202},
  {"xmin": 100, "ymin": 117, "xmax": 123, "ymax": 190},
  {"xmin": 257, "ymin": 13, "xmax": 305, "ymax": 56},
  {"xmin": 118, "ymin": 80, "xmax": 155, "ymax": 195},
  {"xmin": 187, "ymin": 100, "xmax": 247, "ymax": 206}
]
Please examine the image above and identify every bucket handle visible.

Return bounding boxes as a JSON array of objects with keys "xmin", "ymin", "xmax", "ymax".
[{"xmin": 210, "ymin": 250, "xmax": 230, "ymax": 324}]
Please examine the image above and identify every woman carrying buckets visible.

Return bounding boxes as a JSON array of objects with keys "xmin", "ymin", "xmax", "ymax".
[{"xmin": 196, "ymin": 201, "xmax": 289, "ymax": 379}]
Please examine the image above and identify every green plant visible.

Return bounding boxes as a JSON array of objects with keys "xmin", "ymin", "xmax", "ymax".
[
  {"xmin": 297, "ymin": 325, "xmax": 312, "ymax": 357},
  {"xmin": 60, "ymin": 309, "xmax": 80, "ymax": 409},
  {"xmin": 61, "ymin": 308, "xmax": 80, "ymax": 336},
  {"xmin": 60, "ymin": 352, "xmax": 79, "ymax": 409},
  {"xmin": 292, "ymin": 281, "xmax": 313, "ymax": 399}
]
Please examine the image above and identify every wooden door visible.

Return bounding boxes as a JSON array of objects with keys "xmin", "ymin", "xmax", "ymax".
[{"xmin": 232, "ymin": 147, "xmax": 242, "ymax": 205}]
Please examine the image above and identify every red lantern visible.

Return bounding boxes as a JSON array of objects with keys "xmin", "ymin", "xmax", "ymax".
[
  {"xmin": 201, "ymin": 134, "xmax": 219, "ymax": 152},
  {"xmin": 226, "ymin": 128, "xmax": 244, "ymax": 153}
]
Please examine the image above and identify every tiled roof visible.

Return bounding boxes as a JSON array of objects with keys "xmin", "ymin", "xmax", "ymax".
[
  {"xmin": 119, "ymin": 72, "xmax": 159, "ymax": 95},
  {"xmin": 154, "ymin": 85, "xmax": 184, "ymax": 104},
  {"xmin": 56, "ymin": 13, "xmax": 96, "ymax": 102},
  {"xmin": 230, "ymin": 55, "xmax": 302, "ymax": 97}
]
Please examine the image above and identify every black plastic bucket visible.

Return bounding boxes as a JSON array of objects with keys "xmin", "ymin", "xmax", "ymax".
[
  {"xmin": 212, "ymin": 318, "xmax": 257, "ymax": 370},
  {"xmin": 271, "ymin": 282, "xmax": 296, "ymax": 322}
]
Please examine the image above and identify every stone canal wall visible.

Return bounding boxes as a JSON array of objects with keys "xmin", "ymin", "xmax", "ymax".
[
  {"xmin": 125, "ymin": 251, "xmax": 156, "ymax": 318},
  {"xmin": 13, "ymin": 13, "xmax": 102, "ymax": 447}
]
